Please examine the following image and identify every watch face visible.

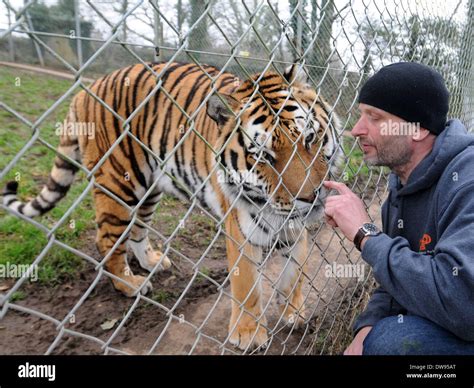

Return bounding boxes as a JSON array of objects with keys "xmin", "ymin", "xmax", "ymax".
[{"xmin": 362, "ymin": 223, "xmax": 379, "ymax": 234}]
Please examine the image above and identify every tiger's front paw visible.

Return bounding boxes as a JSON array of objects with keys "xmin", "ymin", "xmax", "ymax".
[
  {"xmin": 112, "ymin": 274, "xmax": 152, "ymax": 297},
  {"xmin": 140, "ymin": 249, "xmax": 171, "ymax": 272},
  {"xmin": 130, "ymin": 239, "xmax": 171, "ymax": 272},
  {"xmin": 228, "ymin": 314, "xmax": 268, "ymax": 351}
]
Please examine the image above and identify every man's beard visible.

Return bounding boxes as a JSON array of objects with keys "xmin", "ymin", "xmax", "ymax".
[{"xmin": 365, "ymin": 135, "xmax": 412, "ymax": 169}]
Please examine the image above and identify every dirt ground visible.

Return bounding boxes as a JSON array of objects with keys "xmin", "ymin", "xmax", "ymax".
[{"xmin": 0, "ymin": 196, "xmax": 383, "ymax": 355}]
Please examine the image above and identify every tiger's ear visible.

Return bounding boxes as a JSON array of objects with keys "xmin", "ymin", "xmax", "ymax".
[
  {"xmin": 207, "ymin": 93, "xmax": 240, "ymax": 125},
  {"xmin": 283, "ymin": 63, "xmax": 308, "ymax": 84}
]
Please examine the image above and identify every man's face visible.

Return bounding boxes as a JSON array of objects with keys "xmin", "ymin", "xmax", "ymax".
[{"xmin": 351, "ymin": 103, "xmax": 413, "ymax": 169}]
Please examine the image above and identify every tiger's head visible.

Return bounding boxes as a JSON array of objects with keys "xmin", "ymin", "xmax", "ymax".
[{"xmin": 207, "ymin": 65, "xmax": 343, "ymax": 227}]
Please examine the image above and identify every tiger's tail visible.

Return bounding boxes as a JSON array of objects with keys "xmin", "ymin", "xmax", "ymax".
[{"xmin": 2, "ymin": 102, "xmax": 82, "ymax": 217}]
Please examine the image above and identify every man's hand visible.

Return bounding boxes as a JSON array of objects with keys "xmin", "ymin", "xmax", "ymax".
[
  {"xmin": 344, "ymin": 326, "xmax": 373, "ymax": 355},
  {"xmin": 323, "ymin": 181, "xmax": 371, "ymax": 241}
]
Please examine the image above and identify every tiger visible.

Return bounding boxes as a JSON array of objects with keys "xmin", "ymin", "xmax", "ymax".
[{"xmin": 2, "ymin": 61, "xmax": 343, "ymax": 351}]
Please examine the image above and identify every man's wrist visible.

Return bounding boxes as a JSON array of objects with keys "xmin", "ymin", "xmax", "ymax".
[
  {"xmin": 360, "ymin": 235, "xmax": 370, "ymax": 251},
  {"xmin": 354, "ymin": 223, "xmax": 381, "ymax": 251}
]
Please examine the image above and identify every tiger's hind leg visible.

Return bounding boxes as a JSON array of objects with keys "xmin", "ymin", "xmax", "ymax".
[
  {"xmin": 94, "ymin": 189, "xmax": 152, "ymax": 297},
  {"xmin": 128, "ymin": 189, "xmax": 171, "ymax": 272}
]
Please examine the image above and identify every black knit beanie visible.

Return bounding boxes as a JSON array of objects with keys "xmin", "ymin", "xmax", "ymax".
[{"xmin": 358, "ymin": 62, "xmax": 449, "ymax": 135}]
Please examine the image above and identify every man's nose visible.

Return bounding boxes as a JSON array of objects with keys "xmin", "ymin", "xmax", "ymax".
[{"xmin": 351, "ymin": 118, "xmax": 367, "ymax": 137}]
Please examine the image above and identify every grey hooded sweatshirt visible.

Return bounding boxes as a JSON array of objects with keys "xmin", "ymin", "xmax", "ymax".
[{"xmin": 353, "ymin": 119, "xmax": 474, "ymax": 341}]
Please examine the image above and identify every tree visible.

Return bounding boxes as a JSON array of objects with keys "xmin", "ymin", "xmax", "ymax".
[
  {"xmin": 113, "ymin": 0, "xmax": 129, "ymax": 42},
  {"xmin": 452, "ymin": 0, "xmax": 473, "ymax": 118},
  {"xmin": 210, "ymin": 0, "xmax": 283, "ymax": 61},
  {"xmin": 288, "ymin": 0, "xmax": 337, "ymax": 82},
  {"xmin": 307, "ymin": 0, "xmax": 336, "ymax": 81},
  {"xmin": 176, "ymin": 0, "xmax": 186, "ymax": 37},
  {"xmin": 360, "ymin": 13, "xmax": 461, "ymax": 93},
  {"xmin": 188, "ymin": 0, "xmax": 210, "ymax": 61},
  {"xmin": 27, "ymin": 0, "xmax": 93, "ymax": 64}
]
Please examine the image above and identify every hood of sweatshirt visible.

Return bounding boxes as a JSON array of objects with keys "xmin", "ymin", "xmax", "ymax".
[{"xmin": 386, "ymin": 119, "xmax": 474, "ymax": 196}]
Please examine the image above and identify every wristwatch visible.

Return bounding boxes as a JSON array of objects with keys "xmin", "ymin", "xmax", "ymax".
[{"xmin": 353, "ymin": 223, "xmax": 381, "ymax": 251}]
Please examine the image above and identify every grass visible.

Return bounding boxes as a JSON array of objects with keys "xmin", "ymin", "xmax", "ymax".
[
  {"xmin": 0, "ymin": 66, "xmax": 95, "ymax": 285},
  {"xmin": 151, "ymin": 289, "xmax": 173, "ymax": 304},
  {"xmin": 196, "ymin": 266, "xmax": 211, "ymax": 283},
  {"xmin": 10, "ymin": 290, "xmax": 27, "ymax": 302},
  {"xmin": 340, "ymin": 135, "xmax": 388, "ymax": 187},
  {"xmin": 341, "ymin": 136, "xmax": 370, "ymax": 182}
]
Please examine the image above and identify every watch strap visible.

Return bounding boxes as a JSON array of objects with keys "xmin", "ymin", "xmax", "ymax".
[{"xmin": 354, "ymin": 228, "xmax": 366, "ymax": 251}]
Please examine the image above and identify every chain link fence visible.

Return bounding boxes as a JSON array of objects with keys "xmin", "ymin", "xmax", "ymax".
[{"xmin": 0, "ymin": 0, "xmax": 472, "ymax": 355}]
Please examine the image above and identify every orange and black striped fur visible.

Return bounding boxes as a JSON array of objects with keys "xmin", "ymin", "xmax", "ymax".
[{"xmin": 3, "ymin": 62, "xmax": 342, "ymax": 350}]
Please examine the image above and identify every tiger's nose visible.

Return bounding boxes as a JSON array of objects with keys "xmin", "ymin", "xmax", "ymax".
[{"xmin": 296, "ymin": 192, "xmax": 316, "ymax": 204}]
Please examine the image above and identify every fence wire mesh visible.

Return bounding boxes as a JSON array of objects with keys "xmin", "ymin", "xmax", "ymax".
[{"xmin": 0, "ymin": 0, "xmax": 472, "ymax": 355}]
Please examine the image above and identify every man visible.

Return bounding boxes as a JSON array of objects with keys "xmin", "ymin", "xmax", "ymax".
[{"xmin": 323, "ymin": 62, "xmax": 474, "ymax": 355}]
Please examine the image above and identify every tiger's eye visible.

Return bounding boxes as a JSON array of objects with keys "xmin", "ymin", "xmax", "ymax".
[
  {"xmin": 305, "ymin": 133, "xmax": 315, "ymax": 145},
  {"xmin": 263, "ymin": 151, "xmax": 276, "ymax": 165}
]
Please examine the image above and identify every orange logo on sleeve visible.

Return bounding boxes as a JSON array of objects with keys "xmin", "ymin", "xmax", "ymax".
[{"xmin": 419, "ymin": 234, "xmax": 432, "ymax": 251}]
